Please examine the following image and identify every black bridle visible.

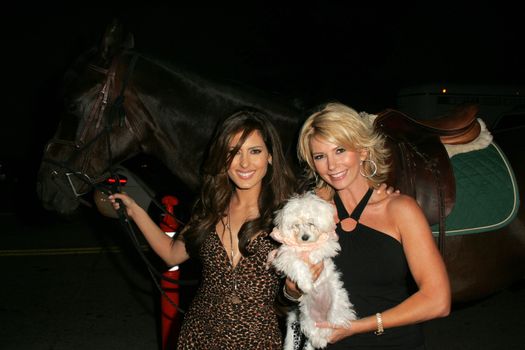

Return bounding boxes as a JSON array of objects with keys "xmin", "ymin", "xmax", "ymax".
[{"xmin": 42, "ymin": 53, "xmax": 138, "ymax": 199}]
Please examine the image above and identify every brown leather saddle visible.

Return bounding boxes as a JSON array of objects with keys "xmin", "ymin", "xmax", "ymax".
[{"xmin": 373, "ymin": 104, "xmax": 480, "ymax": 253}]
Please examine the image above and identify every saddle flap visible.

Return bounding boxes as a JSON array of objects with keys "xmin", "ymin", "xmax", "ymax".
[{"xmin": 374, "ymin": 109, "xmax": 456, "ymax": 226}]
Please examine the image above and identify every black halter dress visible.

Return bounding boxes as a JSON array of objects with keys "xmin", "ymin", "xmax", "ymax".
[{"xmin": 326, "ymin": 188, "xmax": 425, "ymax": 350}]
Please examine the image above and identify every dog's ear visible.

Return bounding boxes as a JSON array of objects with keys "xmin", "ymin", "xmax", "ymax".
[
  {"xmin": 270, "ymin": 227, "xmax": 283, "ymax": 243},
  {"xmin": 274, "ymin": 207, "xmax": 284, "ymax": 228}
]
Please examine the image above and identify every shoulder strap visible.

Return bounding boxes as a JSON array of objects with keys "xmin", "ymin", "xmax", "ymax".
[{"xmin": 334, "ymin": 187, "xmax": 374, "ymax": 222}]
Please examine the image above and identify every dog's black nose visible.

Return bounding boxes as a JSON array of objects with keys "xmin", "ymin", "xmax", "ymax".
[{"xmin": 301, "ymin": 234, "xmax": 310, "ymax": 241}]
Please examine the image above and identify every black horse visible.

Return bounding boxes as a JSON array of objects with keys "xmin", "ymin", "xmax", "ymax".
[
  {"xmin": 37, "ymin": 21, "xmax": 303, "ymax": 215},
  {"xmin": 37, "ymin": 21, "xmax": 525, "ymax": 303}
]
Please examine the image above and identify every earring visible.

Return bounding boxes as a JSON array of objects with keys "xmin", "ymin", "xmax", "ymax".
[{"xmin": 359, "ymin": 159, "xmax": 377, "ymax": 179}]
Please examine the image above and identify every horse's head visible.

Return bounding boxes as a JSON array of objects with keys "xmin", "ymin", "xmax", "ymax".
[{"xmin": 37, "ymin": 20, "xmax": 139, "ymax": 215}]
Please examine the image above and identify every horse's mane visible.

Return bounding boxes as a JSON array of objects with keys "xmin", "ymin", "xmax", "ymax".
[{"xmin": 136, "ymin": 51, "xmax": 305, "ymax": 113}]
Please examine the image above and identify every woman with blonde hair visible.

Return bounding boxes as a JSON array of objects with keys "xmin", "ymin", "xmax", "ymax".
[{"xmin": 285, "ymin": 102, "xmax": 451, "ymax": 349}]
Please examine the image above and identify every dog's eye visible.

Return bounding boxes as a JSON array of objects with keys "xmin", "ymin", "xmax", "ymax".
[{"xmin": 309, "ymin": 223, "xmax": 320, "ymax": 232}]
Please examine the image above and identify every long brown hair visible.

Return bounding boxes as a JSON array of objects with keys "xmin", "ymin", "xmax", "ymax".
[{"xmin": 182, "ymin": 108, "xmax": 296, "ymax": 258}]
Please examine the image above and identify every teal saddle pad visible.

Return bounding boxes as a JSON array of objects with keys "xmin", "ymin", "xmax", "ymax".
[{"xmin": 431, "ymin": 142, "xmax": 520, "ymax": 236}]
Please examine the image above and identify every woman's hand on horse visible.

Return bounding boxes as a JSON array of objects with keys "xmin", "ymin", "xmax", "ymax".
[{"xmin": 108, "ymin": 193, "xmax": 137, "ymax": 217}]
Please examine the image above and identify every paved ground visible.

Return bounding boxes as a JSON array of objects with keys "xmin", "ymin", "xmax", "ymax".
[{"xmin": 1, "ymin": 209, "xmax": 524, "ymax": 350}]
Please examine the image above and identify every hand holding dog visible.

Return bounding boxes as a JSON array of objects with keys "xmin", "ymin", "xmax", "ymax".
[
  {"xmin": 285, "ymin": 260, "xmax": 324, "ymax": 298},
  {"xmin": 315, "ymin": 321, "xmax": 355, "ymax": 344}
]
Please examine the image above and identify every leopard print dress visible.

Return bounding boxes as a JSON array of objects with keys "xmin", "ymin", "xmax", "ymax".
[{"xmin": 176, "ymin": 231, "xmax": 282, "ymax": 349}]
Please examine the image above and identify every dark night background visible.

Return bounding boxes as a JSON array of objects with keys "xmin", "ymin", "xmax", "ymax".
[
  {"xmin": 1, "ymin": 4, "xmax": 525, "ymax": 349},
  {"xmin": 1, "ymin": 3, "xmax": 523, "ymax": 215}
]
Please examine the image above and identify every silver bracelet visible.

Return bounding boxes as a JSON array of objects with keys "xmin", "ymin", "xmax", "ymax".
[
  {"xmin": 374, "ymin": 312, "xmax": 385, "ymax": 335},
  {"xmin": 283, "ymin": 284, "xmax": 302, "ymax": 302}
]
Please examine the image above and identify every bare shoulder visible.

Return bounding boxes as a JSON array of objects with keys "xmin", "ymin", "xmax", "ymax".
[
  {"xmin": 382, "ymin": 193, "xmax": 422, "ymax": 216},
  {"xmin": 382, "ymin": 194, "xmax": 431, "ymax": 242},
  {"xmin": 368, "ymin": 189, "xmax": 422, "ymax": 217}
]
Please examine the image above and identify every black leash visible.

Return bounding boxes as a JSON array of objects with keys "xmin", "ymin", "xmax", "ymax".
[{"xmin": 99, "ymin": 180, "xmax": 198, "ymax": 314}]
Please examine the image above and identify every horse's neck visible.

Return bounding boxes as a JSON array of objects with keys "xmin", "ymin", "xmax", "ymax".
[{"xmin": 128, "ymin": 54, "xmax": 302, "ymax": 191}]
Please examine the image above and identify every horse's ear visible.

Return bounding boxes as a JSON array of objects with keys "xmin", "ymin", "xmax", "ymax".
[{"xmin": 99, "ymin": 18, "xmax": 133, "ymax": 62}]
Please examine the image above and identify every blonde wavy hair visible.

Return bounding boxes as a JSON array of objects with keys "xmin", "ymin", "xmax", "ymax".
[{"xmin": 297, "ymin": 102, "xmax": 391, "ymax": 196}]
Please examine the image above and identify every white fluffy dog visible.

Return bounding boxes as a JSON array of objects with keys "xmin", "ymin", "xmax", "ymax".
[{"xmin": 268, "ymin": 192, "xmax": 356, "ymax": 349}]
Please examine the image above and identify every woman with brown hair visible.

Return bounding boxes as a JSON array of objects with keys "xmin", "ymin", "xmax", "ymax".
[{"xmin": 110, "ymin": 108, "xmax": 296, "ymax": 349}]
